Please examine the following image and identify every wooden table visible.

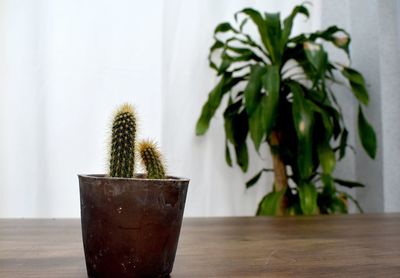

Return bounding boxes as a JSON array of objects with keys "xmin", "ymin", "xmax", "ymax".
[{"xmin": 1, "ymin": 214, "xmax": 399, "ymax": 277}]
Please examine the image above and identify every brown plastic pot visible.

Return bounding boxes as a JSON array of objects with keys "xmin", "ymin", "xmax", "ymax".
[{"xmin": 78, "ymin": 174, "xmax": 189, "ymax": 278}]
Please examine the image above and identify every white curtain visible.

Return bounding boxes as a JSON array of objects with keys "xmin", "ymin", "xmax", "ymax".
[
  {"xmin": 3, "ymin": 0, "xmax": 396, "ymax": 217},
  {"xmin": 0, "ymin": 0, "xmax": 164, "ymax": 217}
]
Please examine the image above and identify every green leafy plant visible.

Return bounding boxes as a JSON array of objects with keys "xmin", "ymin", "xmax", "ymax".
[
  {"xmin": 195, "ymin": 4, "xmax": 377, "ymax": 215},
  {"xmin": 109, "ymin": 103, "xmax": 166, "ymax": 179}
]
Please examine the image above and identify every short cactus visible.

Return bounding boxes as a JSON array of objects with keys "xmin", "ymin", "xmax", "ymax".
[
  {"xmin": 109, "ymin": 103, "xmax": 136, "ymax": 178},
  {"xmin": 138, "ymin": 140, "xmax": 166, "ymax": 179}
]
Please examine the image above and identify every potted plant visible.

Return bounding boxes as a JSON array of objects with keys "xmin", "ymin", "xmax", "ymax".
[
  {"xmin": 196, "ymin": 4, "xmax": 376, "ymax": 215},
  {"xmin": 79, "ymin": 104, "xmax": 189, "ymax": 277}
]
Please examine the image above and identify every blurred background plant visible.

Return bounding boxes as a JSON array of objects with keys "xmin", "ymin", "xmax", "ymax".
[{"xmin": 196, "ymin": 4, "xmax": 377, "ymax": 215}]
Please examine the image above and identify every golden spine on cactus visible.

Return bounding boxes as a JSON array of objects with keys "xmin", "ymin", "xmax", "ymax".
[
  {"xmin": 138, "ymin": 140, "xmax": 166, "ymax": 179},
  {"xmin": 109, "ymin": 103, "xmax": 136, "ymax": 178}
]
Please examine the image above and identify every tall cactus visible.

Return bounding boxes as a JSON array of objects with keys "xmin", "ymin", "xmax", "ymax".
[
  {"xmin": 109, "ymin": 103, "xmax": 136, "ymax": 178},
  {"xmin": 138, "ymin": 140, "xmax": 166, "ymax": 179}
]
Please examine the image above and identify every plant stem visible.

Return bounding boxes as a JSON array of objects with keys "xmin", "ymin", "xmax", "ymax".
[
  {"xmin": 270, "ymin": 131, "xmax": 288, "ymax": 215},
  {"xmin": 270, "ymin": 131, "xmax": 288, "ymax": 192}
]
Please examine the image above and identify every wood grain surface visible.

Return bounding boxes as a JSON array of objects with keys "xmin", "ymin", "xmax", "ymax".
[{"xmin": 0, "ymin": 214, "xmax": 399, "ymax": 277}]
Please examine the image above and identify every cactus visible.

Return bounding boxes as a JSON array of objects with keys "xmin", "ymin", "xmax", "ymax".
[
  {"xmin": 107, "ymin": 103, "xmax": 168, "ymax": 179},
  {"xmin": 138, "ymin": 140, "xmax": 166, "ymax": 179},
  {"xmin": 109, "ymin": 103, "xmax": 136, "ymax": 178}
]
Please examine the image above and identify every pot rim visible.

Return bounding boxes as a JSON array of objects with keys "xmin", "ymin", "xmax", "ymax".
[{"xmin": 78, "ymin": 174, "xmax": 190, "ymax": 183}]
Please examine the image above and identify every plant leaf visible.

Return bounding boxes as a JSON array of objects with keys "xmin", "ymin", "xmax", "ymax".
[
  {"xmin": 248, "ymin": 64, "xmax": 280, "ymax": 151},
  {"xmin": 304, "ymin": 42, "xmax": 328, "ymax": 75},
  {"xmin": 341, "ymin": 67, "xmax": 369, "ymax": 105},
  {"xmin": 263, "ymin": 65, "xmax": 281, "ymax": 137},
  {"xmin": 232, "ymin": 109, "xmax": 249, "ymax": 146},
  {"xmin": 307, "ymin": 99, "xmax": 334, "ymax": 139},
  {"xmin": 249, "ymin": 95, "xmax": 268, "ymax": 150},
  {"xmin": 210, "ymin": 40, "xmax": 224, "ymax": 52},
  {"xmin": 223, "ymin": 100, "xmax": 249, "ymax": 172},
  {"xmin": 237, "ymin": 8, "xmax": 269, "ymax": 53},
  {"xmin": 311, "ymin": 26, "xmax": 351, "ymax": 55},
  {"xmin": 281, "ymin": 44, "xmax": 312, "ymax": 78},
  {"xmin": 264, "ymin": 12, "xmax": 283, "ymax": 63},
  {"xmin": 292, "ymin": 25, "xmax": 351, "ymax": 56},
  {"xmin": 338, "ymin": 128, "xmax": 348, "ymax": 160},
  {"xmin": 225, "ymin": 141, "xmax": 233, "ymax": 167},
  {"xmin": 282, "ymin": 5, "xmax": 309, "ymax": 45},
  {"xmin": 209, "ymin": 40, "xmax": 224, "ymax": 70},
  {"xmin": 329, "ymin": 196, "xmax": 348, "ymax": 214},
  {"xmin": 246, "ymin": 168, "xmax": 273, "ymax": 188},
  {"xmin": 339, "ymin": 191, "xmax": 364, "ymax": 213},
  {"xmin": 298, "ymin": 182, "xmax": 318, "ymax": 215},
  {"xmin": 196, "ymin": 74, "xmax": 241, "ymax": 135},
  {"xmin": 224, "ymin": 44, "xmax": 265, "ymax": 64},
  {"xmin": 235, "ymin": 142, "xmax": 249, "ymax": 172},
  {"xmin": 246, "ymin": 171, "xmax": 263, "ymax": 188},
  {"xmin": 286, "ymin": 203, "xmax": 303, "ymax": 216},
  {"xmin": 358, "ymin": 106, "xmax": 377, "ymax": 159},
  {"xmin": 256, "ymin": 189, "xmax": 286, "ymax": 216},
  {"xmin": 289, "ymin": 82, "xmax": 314, "ymax": 179},
  {"xmin": 230, "ymin": 109, "xmax": 249, "ymax": 172},
  {"xmin": 244, "ymin": 65, "xmax": 266, "ymax": 115},
  {"xmin": 196, "ymin": 77, "xmax": 227, "ymax": 135},
  {"xmin": 226, "ymin": 45, "xmax": 254, "ymax": 56},
  {"xmin": 220, "ymin": 49, "xmax": 264, "ymax": 75},
  {"xmin": 239, "ymin": 18, "xmax": 248, "ymax": 31},
  {"xmin": 223, "ymin": 99, "xmax": 242, "ymax": 143},
  {"xmin": 321, "ymin": 174, "xmax": 335, "ymax": 195},
  {"xmin": 225, "ymin": 35, "xmax": 269, "ymax": 60},
  {"xmin": 334, "ymin": 178, "xmax": 365, "ymax": 188},
  {"xmin": 317, "ymin": 141, "xmax": 336, "ymax": 174},
  {"xmin": 214, "ymin": 22, "xmax": 237, "ymax": 34},
  {"xmin": 238, "ymin": 9, "xmax": 283, "ymax": 63}
]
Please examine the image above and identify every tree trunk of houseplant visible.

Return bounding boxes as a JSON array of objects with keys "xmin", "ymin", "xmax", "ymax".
[{"xmin": 270, "ymin": 131, "xmax": 288, "ymax": 215}]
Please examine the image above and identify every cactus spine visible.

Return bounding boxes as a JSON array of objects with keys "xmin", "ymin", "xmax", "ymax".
[
  {"xmin": 109, "ymin": 104, "xmax": 136, "ymax": 178},
  {"xmin": 138, "ymin": 140, "xmax": 166, "ymax": 179}
]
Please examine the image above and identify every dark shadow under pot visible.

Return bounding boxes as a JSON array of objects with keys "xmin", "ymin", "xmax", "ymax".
[{"xmin": 78, "ymin": 174, "xmax": 189, "ymax": 278}]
